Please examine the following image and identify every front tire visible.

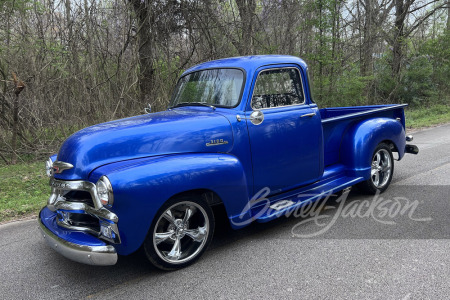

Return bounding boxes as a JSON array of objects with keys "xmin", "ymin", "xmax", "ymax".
[
  {"xmin": 144, "ymin": 197, "xmax": 215, "ymax": 271},
  {"xmin": 357, "ymin": 143, "xmax": 394, "ymax": 194}
]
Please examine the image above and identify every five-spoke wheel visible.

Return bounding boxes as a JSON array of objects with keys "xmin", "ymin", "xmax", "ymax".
[
  {"xmin": 358, "ymin": 143, "xmax": 394, "ymax": 194},
  {"xmin": 370, "ymin": 148, "xmax": 392, "ymax": 189},
  {"xmin": 144, "ymin": 198, "xmax": 214, "ymax": 270}
]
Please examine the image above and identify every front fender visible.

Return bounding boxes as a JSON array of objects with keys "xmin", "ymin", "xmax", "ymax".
[
  {"xmin": 341, "ymin": 118, "xmax": 406, "ymax": 179},
  {"xmin": 89, "ymin": 153, "xmax": 249, "ymax": 255}
]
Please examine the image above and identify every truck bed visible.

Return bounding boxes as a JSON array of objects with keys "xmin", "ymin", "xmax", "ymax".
[{"xmin": 320, "ymin": 104, "xmax": 407, "ymax": 167}]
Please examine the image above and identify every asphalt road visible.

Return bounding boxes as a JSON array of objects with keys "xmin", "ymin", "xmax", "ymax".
[{"xmin": 1, "ymin": 124, "xmax": 449, "ymax": 300}]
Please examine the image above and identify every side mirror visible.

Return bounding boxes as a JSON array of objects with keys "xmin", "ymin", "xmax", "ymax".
[
  {"xmin": 236, "ymin": 110, "xmax": 264, "ymax": 125},
  {"xmin": 144, "ymin": 104, "xmax": 152, "ymax": 114},
  {"xmin": 250, "ymin": 110, "xmax": 264, "ymax": 125}
]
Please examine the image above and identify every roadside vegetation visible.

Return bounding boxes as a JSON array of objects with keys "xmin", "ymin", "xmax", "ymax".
[
  {"xmin": 0, "ymin": 162, "xmax": 48, "ymax": 223},
  {"xmin": 0, "ymin": 0, "xmax": 449, "ymax": 222},
  {"xmin": 405, "ymin": 104, "xmax": 450, "ymax": 129},
  {"xmin": 1, "ymin": 0, "xmax": 449, "ymax": 165}
]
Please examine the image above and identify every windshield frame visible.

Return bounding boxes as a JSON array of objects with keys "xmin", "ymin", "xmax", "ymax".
[{"xmin": 169, "ymin": 67, "xmax": 247, "ymax": 109}]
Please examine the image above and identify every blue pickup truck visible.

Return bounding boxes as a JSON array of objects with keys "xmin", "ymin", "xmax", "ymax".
[{"xmin": 39, "ymin": 55, "xmax": 418, "ymax": 270}]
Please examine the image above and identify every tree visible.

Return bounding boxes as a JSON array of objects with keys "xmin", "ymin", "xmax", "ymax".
[
  {"xmin": 391, "ymin": 0, "xmax": 447, "ymax": 78},
  {"xmin": 235, "ymin": 0, "xmax": 257, "ymax": 55},
  {"xmin": 130, "ymin": 0, "xmax": 156, "ymax": 108}
]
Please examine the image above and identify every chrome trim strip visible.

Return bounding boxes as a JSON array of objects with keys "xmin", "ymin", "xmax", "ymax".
[
  {"xmin": 52, "ymin": 161, "xmax": 74, "ymax": 174},
  {"xmin": 38, "ymin": 216, "xmax": 118, "ymax": 266},
  {"xmin": 56, "ymin": 215, "xmax": 121, "ymax": 244},
  {"xmin": 48, "ymin": 178, "xmax": 102, "ymax": 210},
  {"xmin": 57, "ymin": 218, "xmax": 100, "ymax": 236},
  {"xmin": 53, "ymin": 199, "xmax": 118, "ymax": 222},
  {"xmin": 300, "ymin": 112, "xmax": 316, "ymax": 118},
  {"xmin": 321, "ymin": 104, "xmax": 408, "ymax": 124}
]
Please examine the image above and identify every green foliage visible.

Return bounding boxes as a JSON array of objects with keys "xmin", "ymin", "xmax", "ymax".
[
  {"xmin": 368, "ymin": 31, "xmax": 449, "ymax": 108},
  {"xmin": 335, "ymin": 67, "xmax": 371, "ymax": 106},
  {"xmin": 312, "ymin": 65, "xmax": 370, "ymax": 107},
  {"xmin": 0, "ymin": 161, "xmax": 48, "ymax": 222},
  {"xmin": 154, "ymin": 56, "xmax": 181, "ymax": 84},
  {"xmin": 0, "ymin": 0, "xmax": 33, "ymax": 16},
  {"xmin": 405, "ymin": 104, "xmax": 450, "ymax": 128},
  {"xmin": 372, "ymin": 50, "xmax": 439, "ymax": 106},
  {"xmin": 419, "ymin": 31, "xmax": 450, "ymax": 102},
  {"xmin": 399, "ymin": 55, "xmax": 436, "ymax": 106},
  {"xmin": 371, "ymin": 53, "xmax": 395, "ymax": 103}
]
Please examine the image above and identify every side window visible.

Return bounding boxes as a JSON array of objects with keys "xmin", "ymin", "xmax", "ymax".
[{"xmin": 252, "ymin": 68, "xmax": 304, "ymax": 109}]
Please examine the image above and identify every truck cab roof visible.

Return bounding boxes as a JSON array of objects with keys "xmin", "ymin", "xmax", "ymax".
[{"xmin": 183, "ymin": 55, "xmax": 309, "ymax": 76}]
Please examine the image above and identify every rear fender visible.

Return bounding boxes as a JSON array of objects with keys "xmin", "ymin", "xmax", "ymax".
[
  {"xmin": 89, "ymin": 153, "xmax": 250, "ymax": 255},
  {"xmin": 341, "ymin": 118, "xmax": 405, "ymax": 179}
]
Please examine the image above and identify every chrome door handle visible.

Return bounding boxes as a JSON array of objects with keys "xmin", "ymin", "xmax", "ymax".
[{"xmin": 300, "ymin": 112, "xmax": 316, "ymax": 118}]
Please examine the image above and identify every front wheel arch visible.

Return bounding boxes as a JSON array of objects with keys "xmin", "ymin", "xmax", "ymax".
[{"xmin": 167, "ymin": 189, "xmax": 224, "ymax": 207}]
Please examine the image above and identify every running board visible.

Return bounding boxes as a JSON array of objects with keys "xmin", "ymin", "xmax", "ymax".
[{"xmin": 255, "ymin": 176, "xmax": 363, "ymax": 223}]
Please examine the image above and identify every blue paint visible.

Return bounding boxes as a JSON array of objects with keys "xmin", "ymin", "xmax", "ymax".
[{"xmin": 41, "ymin": 55, "xmax": 415, "ymax": 261}]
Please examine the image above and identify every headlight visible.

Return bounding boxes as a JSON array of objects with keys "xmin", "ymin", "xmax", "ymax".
[
  {"xmin": 96, "ymin": 176, "xmax": 114, "ymax": 207},
  {"xmin": 45, "ymin": 158, "xmax": 53, "ymax": 177}
]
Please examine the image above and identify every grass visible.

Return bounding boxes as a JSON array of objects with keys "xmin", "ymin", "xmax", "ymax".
[
  {"xmin": 0, "ymin": 161, "xmax": 49, "ymax": 223},
  {"xmin": 405, "ymin": 104, "xmax": 450, "ymax": 129},
  {"xmin": 0, "ymin": 104, "xmax": 449, "ymax": 223}
]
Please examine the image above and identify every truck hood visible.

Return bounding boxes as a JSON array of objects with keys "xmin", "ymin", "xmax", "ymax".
[{"xmin": 54, "ymin": 109, "xmax": 233, "ymax": 180}]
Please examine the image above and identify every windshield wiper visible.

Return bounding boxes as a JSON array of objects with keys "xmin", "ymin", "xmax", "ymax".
[{"xmin": 169, "ymin": 102, "xmax": 216, "ymax": 110}]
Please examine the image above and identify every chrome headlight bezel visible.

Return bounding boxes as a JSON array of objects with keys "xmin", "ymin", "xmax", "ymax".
[
  {"xmin": 96, "ymin": 176, "xmax": 114, "ymax": 207},
  {"xmin": 45, "ymin": 158, "xmax": 53, "ymax": 177}
]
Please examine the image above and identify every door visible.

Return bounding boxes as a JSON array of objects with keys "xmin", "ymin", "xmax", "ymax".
[{"xmin": 246, "ymin": 66, "xmax": 322, "ymax": 195}]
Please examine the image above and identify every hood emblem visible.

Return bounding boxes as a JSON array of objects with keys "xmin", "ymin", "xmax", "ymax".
[
  {"xmin": 52, "ymin": 161, "xmax": 74, "ymax": 174},
  {"xmin": 206, "ymin": 139, "xmax": 229, "ymax": 147}
]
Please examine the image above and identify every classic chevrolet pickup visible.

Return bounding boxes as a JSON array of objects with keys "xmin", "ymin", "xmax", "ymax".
[{"xmin": 39, "ymin": 55, "xmax": 418, "ymax": 270}]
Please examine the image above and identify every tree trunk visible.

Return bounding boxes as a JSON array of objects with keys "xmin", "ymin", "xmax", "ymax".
[
  {"xmin": 235, "ymin": 0, "xmax": 256, "ymax": 55},
  {"xmin": 447, "ymin": 0, "xmax": 450, "ymax": 31},
  {"xmin": 392, "ymin": 0, "xmax": 407, "ymax": 78},
  {"xmin": 65, "ymin": 0, "xmax": 78, "ymax": 74},
  {"xmin": 361, "ymin": 0, "xmax": 374, "ymax": 76},
  {"xmin": 2, "ymin": 10, "xmax": 11, "ymax": 122},
  {"xmin": 84, "ymin": 0, "xmax": 96, "ymax": 114},
  {"xmin": 84, "ymin": 0, "xmax": 94, "ymax": 67},
  {"xmin": 131, "ymin": 0, "xmax": 156, "ymax": 109},
  {"xmin": 329, "ymin": 0, "xmax": 341, "ymax": 95},
  {"xmin": 318, "ymin": 0, "xmax": 324, "ymax": 103},
  {"xmin": 11, "ymin": 93, "xmax": 20, "ymax": 164}
]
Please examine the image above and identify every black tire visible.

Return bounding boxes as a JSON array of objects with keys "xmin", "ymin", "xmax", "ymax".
[
  {"xmin": 357, "ymin": 143, "xmax": 394, "ymax": 195},
  {"xmin": 143, "ymin": 196, "xmax": 215, "ymax": 271}
]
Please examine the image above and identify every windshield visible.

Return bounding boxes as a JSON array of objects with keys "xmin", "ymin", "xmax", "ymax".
[{"xmin": 170, "ymin": 68, "xmax": 244, "ymax": 108}]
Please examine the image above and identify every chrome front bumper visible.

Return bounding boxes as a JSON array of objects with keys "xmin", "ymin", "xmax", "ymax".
[{"xmin": 39, "ymin": 208, "xmax": 118, "ymax": 266}]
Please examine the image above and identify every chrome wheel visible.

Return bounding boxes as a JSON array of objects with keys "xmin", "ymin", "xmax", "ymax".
[
  {"xmin": 152, "ymin": 201, "xmax": 209, "ymax": 265},
  {"xmin": 370, "ymin": 148, "xmax": 392, "ymax": 188}
]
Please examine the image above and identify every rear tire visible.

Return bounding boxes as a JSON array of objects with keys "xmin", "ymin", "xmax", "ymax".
[
  {"xmin": 357, "ymin": 143, "xmax": 394, "ymax": 194},
  {"xmin": 143, "ymin": 196, "xmax": 215, "ymax": 271}
]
